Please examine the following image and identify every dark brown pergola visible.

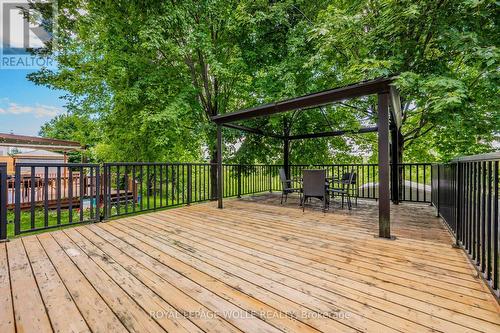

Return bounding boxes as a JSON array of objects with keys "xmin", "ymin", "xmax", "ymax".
[{"xmin": 211, "ymin": 77, "xmax": 402, "ymax": 239}]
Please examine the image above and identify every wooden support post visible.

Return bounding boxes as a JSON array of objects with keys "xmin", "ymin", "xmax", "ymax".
[
  {"xmin": 217, "ymin": 125, "xmax": 223, "ymax": 209},
  {"xmin": 378, "ymin": 92, "xmax": 391, "ymax": 239}
]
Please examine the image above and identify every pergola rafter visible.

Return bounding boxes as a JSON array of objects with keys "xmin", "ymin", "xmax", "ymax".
[{"xmin": 211, "ymin": 76, "xmax": 402, "ymax": 239}]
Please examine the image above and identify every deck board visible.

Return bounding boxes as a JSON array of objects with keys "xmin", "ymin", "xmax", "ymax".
[{"xmin": 1, "ymin": 194, "xmax": 499, "ymax": 333}]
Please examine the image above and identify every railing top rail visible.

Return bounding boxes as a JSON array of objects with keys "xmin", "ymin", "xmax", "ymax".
[
  {"xmin": 15, "ymin": 162, "xmax": 99, "ymax": 167},
  {"xmin": 103, "ymin": 162, "xmax": 216, "ymax": 166},
  {"xmin": 451, "ymin": 152, "xmax": 500, "ymax": 163},
  {"xmin": 288, "ymin": 163, "xmax": 380, "ymax": 166}
]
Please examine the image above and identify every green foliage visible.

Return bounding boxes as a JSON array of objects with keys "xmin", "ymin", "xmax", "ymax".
[
  {"xmin": 31, "ymin": 0, "xmax": 499, "ymax": 164},
  {"xmin": 311, "ymin": 0, "xmax": 500, "ymax": 161}
]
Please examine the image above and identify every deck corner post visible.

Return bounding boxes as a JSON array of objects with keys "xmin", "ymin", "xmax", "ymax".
[
  {"xmin": 378, "ymin": 92, "xmax": 391, "ymax": 239},
  {"xmin": 217, "ymin": 125, "xmax": 223, "ymax": 209},
  {"xmin": 0, "ymin": 163, "xmax": 7, "ymax": 240}
]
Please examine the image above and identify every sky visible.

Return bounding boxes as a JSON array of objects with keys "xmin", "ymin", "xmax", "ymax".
[
  {"xmin": 0, "ymin": 69, "xmax": 65, "ymax": 136},
  {"xmin": 0, "ymin": 0, "xmax": 66, "ymax": 136}
]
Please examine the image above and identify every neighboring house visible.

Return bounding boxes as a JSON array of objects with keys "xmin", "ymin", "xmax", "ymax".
[
  {"xmin": 0, "ymin": 149, "xmax": 67, "ymax": 175},
  {"xmin": 0, "ymin": 133, "xmax": 82, "ymax": 175},
  {"xmin": 13, "ymin": 149, "xmax": 67, "ymax": 175}
]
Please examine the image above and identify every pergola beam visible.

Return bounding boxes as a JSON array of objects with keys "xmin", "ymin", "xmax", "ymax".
[
  {"xmin": 288, "ymin": 126, "xmax": 378, "ymax": 140},
  {"xmin": 211, "ymin": 77, "xmax": 392, "ymax": 125},
  {"xmin": 222, "ymin": 123, "xmax": 283, "ymax": 139}
]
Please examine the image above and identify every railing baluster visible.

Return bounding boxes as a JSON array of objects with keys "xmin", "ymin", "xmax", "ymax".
[
  {"xmin": 493, "ymin": 161, "xmax": 498, "ymax": 290},
  {"xmin": 44, "ymin": 166, "xmax": 49, "ymax": 228},
  {"xmin": 14, "ymin": 165, "xmax": 21, "ymax": 235},
  {"xmin": 154, "ymin": 164, "xmax": 157, "ymax": 209},
  {"xmin": 486, "ymin": 161, "xmax": 492, "ymax": 280},
  {"xmin": 481, "ymin": 161, "xmax": 486, "ymax": 272},
  {"xmin": 160, "ymin": 164, "xmax": 163, "ymax": 207},
  {"xmin": 57, "ymin": 166, "xmax": 61, "ymax": 225},
  {"xmin": 30, "ymin": 166, "xmax": 35, "ymax": 229},
  {"xmin": 0, "ymin": 164, "xmax": 6, "ymax": 240},
  {"xmin": 79, "ymin": 166, "xmax": 84, "ymax": 222},
  {"xmin": 69, "ymin": 168, "xmax": 73, "ymax": 223},
  {"xmin": 95, "ymin": 165, "xmax": 100, "ymax": 222},
  {"xmin": 187, "ymin": 164, "xmax": 192, "ymax": 205}
]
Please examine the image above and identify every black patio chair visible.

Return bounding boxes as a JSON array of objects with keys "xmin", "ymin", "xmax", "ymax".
[
  {"xmin": 279, "ymin": 168, "xmax": 302, "ymax": 204},
  {"xmin": 328, "ymin": 170, "xmax": 356, "ymax": 210},
  {"xmin": 301, "ymin": 169, "xmax": 328, "ymax": 212}
]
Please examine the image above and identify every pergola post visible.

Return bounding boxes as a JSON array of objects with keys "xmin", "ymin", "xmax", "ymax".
[
  {"xmin": 390, "ymin": 126, "xmax": 400, "ymax": 204},
  {"xmin": 378, "ymin": 92, "xmax": 391, "ymax": 238},
  {"xmin": 283, "ymin": 138, "xmax": 290, "ymax": 179},
  {"xmin": 217, "ymin": 125, "xmax": 223, "ymax": 209}
]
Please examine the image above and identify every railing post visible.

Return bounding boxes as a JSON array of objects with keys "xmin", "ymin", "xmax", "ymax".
[
  {"xmin": 237, "ymin": 165, "xmax": 242, "ymax": 198},
  {"xmin": 454, "ymin": 162, "xmax": 462, "ymax": 247},
  {"xmin": 0, "ymin": 163, "xmax": 7, "ymax": 241},
  {"xmin": 187, "ymin": 164, "xmax": 192, "ymax": 205},
  {"xmin": 14, "ymin": 165, "xmax": 21, "ymax": 236},
  {"xmin": 268, "ymin": 165, "xmax": 272, "ymax": 192},
  {"xmin": 436, "ymin": 165, "xmax": 440, "ymax": 217},
  {"xmin": 103, "ymin": 163, "xmax": 109, "ymax": 220},
  {"xmin": 95, "ymin": 165, "xmax": 101, "ymax": 221}
]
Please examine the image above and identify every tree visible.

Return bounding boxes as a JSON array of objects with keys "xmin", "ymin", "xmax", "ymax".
[
  {"xmin": 39, "ymin": 113, "xmax": 99, "ymax": 162},
  {"xmin": 31, "ymin": 0, "xmax": 498, "ymax": 170},
  {"xmin": 30, "ymin": 0, "xmax": 330, "ymax": 196},
  {"xmin": 310, "ymin": 0, "xmax": 499, "ymax": 161}
]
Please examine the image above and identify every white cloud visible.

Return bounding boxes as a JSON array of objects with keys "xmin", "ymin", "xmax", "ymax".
[{"xmin": 0, "ymin": 102, "xmax": 63, "ymax": 118}]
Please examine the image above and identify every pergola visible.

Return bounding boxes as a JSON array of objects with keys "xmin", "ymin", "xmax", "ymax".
[{"xmin": 211, "ymin": 77, "xmax": 403, "ymax": 239}]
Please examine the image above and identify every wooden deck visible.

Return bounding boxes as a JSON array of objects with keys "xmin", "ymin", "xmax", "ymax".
[{"xmin": 1, "ymin": 193, "xmax": 499, "ymax": 333}]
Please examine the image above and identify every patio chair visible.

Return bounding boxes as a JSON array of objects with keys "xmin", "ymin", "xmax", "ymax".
[
  {"xmin": 301, "ymin": 169, "xmax": 328, "ymax": 212},
  {"xmin": 279, "ymin": 168, "xmax": 302, "ymax": 204},
  {"xmin": 328, "ymin": 170, "xmax": 356, "ymax": 210}
]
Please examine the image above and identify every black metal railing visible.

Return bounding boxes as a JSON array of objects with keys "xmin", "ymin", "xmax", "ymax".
[
  {"xmin": 224, "ymin": 164, "xmax": 279, "ymax": 198},
  {"xmin": 103, "ymin": 163, "xmax": 216, "ymax": 219},
  {"xmin": 1, "ymin": 161, "xmax": 432, "ymax": 239},
  {"xmin": 432, "ymin": 153, "xmax": 499, "ymax": 298},
  {"xmin": 12, "ymin": 163, "xmax": 101, "ymax": 235},
  {"xmin": 285, "ymin": 163, "xmax": 431, "ymax": 202}
]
